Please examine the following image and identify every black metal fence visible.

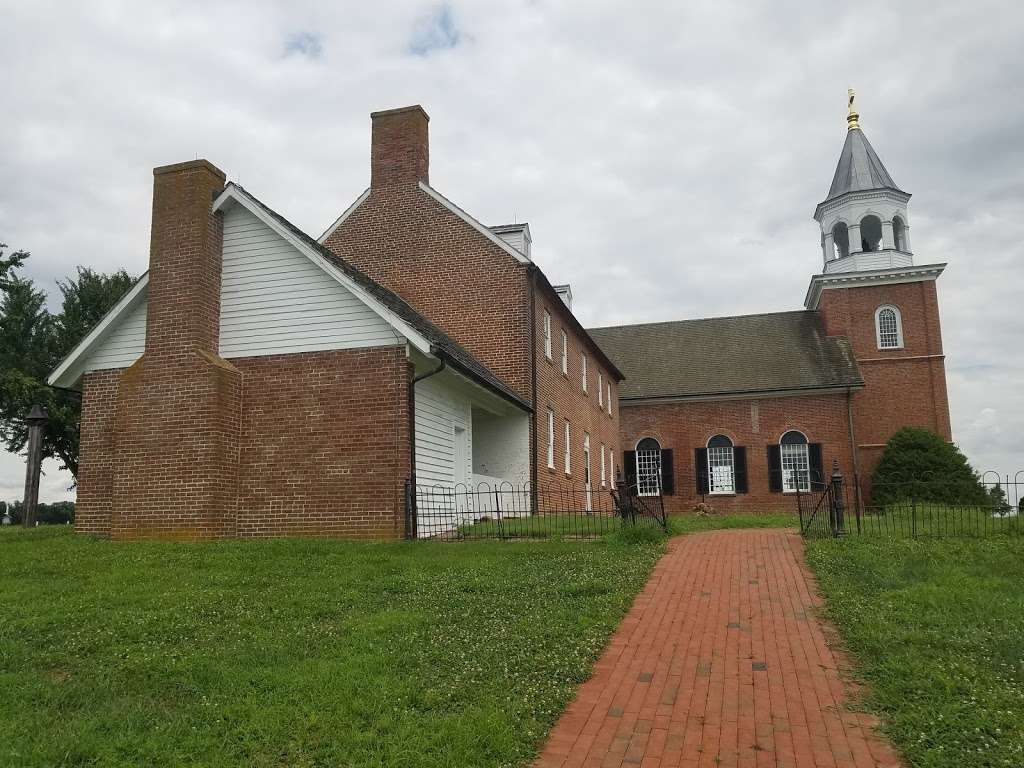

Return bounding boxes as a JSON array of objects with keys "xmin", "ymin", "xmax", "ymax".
[
  {"xmin": 404, "ymin": 478, "xmax": 666, "ymax": 541},
  {"xmin": 798, "ymin": 465, "xmax": 1024, "ymax": 539}
]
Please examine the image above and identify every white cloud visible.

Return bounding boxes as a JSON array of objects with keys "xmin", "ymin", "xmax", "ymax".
[{"xmin": 1, "ymin": 0, "xmax": 1022, "ymax": 501}]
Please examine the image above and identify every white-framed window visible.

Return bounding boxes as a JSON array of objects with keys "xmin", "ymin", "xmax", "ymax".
[
  {"xmin": 581, "ymin": 353, "xmax": 588, "ymax": 393},
  {"xmin": 706, "ymin": 435, "xmax": 735, "ymax": 494},
  {"xmin": 780, "ymin": 430, "xmax": 810, "ymax": 493},
  {"xmin": 560, "ymin": 329, "xmax": 568, "ymax": 374},
  {"xmin": 608, "ymin": 447, "xmax": 614, "ymax": 485},
  {"xmin": 600, "ymin": 443, "xmax": 606, "ymax": 486},
  {"xmin": 583, "ymin": 432, "xmax": 591, "ymax": 487},
  {"xmin": 543, "ymin": 311, "xmax": 552, "ymax": 360},
  {"xmin": 598, "ymin": 372, "xmax": 603, "ymax": 406},
  {"xmin": 635, "ymin": 437, "xmax": 661, "ymax": 496},
  {"xmin": 606, "ymin": 382, "xmax": 612, "ymax": 415},
  {"xmin": 564, "ymin": 420, "xmax": 571, "ymax": 474},
  {"xmin": 546, "ymin": 409, "xmax": 555, "ymax": 468},
  {"xmin": 875, "ymin": 305, "xmax": 903, "ymax": 350}
]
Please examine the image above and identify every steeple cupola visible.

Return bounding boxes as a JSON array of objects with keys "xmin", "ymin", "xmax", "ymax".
[{"xmin": 814, "ymin": 90, "xmax": 913, "ymax": 273}]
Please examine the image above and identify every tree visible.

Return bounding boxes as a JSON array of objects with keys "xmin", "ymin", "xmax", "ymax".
[
  {"xmin": 871, "ymin": 427, "xmax": 988, "ymax": 507},
  {"xmin": 988, "ymin": 482, "xmax": 1012, "ymax": 516},
  {"xmin": 0, "ymin": 245, "xmax": 134, "ymax": 478}
]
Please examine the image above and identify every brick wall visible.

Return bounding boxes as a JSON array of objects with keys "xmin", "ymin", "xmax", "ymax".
[
  {"xmin": 75, "ymin": 369, "xmax": 121, "ymax": 535},
  {"xmin": 818, "ymin": 278, "xmax": 952, "ymax": 497},
  {"xmin": 619, "ymin": 393, "xmax": 855, "ymax": 515},
  {"xmin": 535, "ymin": 289, "xmax": 621, "ymax": 498},
  {"xmin": 76, "ymin": 348, "xmax": 410, "ymax": 540},
  {"xmin": 233, "ymin": 348, "xmax": 410, "ymax": 539},
  {"xmin": 324, "ymin": 188, "xmax": 533, "ymax": 404}
]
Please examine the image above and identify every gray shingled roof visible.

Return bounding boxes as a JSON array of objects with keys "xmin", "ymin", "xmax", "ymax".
[
  {"xmin": 588, "ymin": 311, "xmax": 863, "ymax": 401},
  {"xmin": 824, "ymin": 127, "xmax": 904, "ymax": 202},
  {"xmin": 230, "ymin": 183, "xmax": 531, "ymax": 412}
]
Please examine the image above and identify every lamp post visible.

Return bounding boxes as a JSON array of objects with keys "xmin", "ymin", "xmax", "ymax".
[{"xmin": 22, "ymin": 404, "xmax": 48, "ymax": 528}]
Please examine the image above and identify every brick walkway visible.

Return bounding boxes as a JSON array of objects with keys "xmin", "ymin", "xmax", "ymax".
[{"xmin": 534, "ymin": 529, "xmax": 902, "ymax": 768}]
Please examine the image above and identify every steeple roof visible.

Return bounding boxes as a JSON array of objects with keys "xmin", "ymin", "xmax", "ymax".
[{"xmin": 824, "ymin": 127, "xmax": 905, "ymax": 202}]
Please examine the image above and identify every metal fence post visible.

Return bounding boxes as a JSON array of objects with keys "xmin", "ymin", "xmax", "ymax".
[
  {"xmin": 404, "ymin": 478, "xmax": 416, "ymax": 540},
  {"xmin": 829, "ymin": 460, "xmax": 845, "ymax": 537}
]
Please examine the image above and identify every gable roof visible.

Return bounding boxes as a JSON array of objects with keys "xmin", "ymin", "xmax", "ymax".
[
  {"xmin": 587, "ymin": 311, "xmax": 863, "ymax": 401},
  {"xmin": 216, "ymin": 184, "xmax": 530, "ymax": 411},
  {"xmin": 50, "ymin": 184, "xmax": 531, "ymax": 413},
  {"xmin": 824, "ymin": 127, "xmax": 905, "ymax": 203}
]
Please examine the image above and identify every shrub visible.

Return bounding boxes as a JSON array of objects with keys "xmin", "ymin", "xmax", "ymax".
[{"xmin": 871, "ymin": 427, "xmax": 987, "ymax": 507}]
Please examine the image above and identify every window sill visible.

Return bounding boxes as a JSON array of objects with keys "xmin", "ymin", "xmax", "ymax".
[
  {"xmin": 709, "ymin": 491, "xmax": 736, "ymax": 497},
  {"xmin": 876, "ymin": 346, "xmax": 904, "ymax": 351},
  {"xmin": 782, "ymin": 489, "xmax": 811, "ymax": 495}
]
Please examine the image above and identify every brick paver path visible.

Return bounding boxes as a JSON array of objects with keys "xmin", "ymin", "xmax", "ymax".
[{"xmin": 535, "ymin": 529, "xmax": 902, "ymax": 767}]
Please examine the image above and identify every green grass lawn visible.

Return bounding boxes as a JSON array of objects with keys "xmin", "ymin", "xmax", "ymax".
[
  {"xmin": 0, "ymin": 526, "xmax": 665, "ymax": 768},
  {"xmin": 805, "ymin": 536, "xmax": 1024, "ymax": 767}
]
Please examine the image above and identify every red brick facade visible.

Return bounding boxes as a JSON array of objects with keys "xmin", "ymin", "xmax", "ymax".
[
  {"xmin": 73, "ymin": 107, "xmax": 622, "ymax": 539},
  {"xmin": 323, "ymin": 106, "xmax": 622, "ymax": 494},
  {"xmin": 74, "ymin": 160, "xmax": 415, "ymax": 540},
  {"xmin": 618, "ymin": 276, "xmax": 951, "ymax": 514},
  {"xmin": 819, "ymin": 279, "xmax": 951, "ymax": 498},
  {"xmin": 535, "ymin": 289, "xmax": 620, "ymax": 494},
  {"xmin": 620, "ymin": 393, "xmax": 855, "ymax": 515}
]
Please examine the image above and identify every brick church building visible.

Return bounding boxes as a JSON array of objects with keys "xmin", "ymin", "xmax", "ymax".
[
  {"xmin": 50, "ymin": 94, "xmax": 951, "ymax": 538},
  {"xmin": 590, "ymin": 92, "xmax": 950, "ymax": 513}
]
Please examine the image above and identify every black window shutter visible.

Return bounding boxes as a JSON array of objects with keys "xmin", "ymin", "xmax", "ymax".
[
  {"xmin": 808, "ymin": 443, "xmax": 824, "ymax": 489},
  {"xmin": 694, "ymin": 448, "xmax": 709, "ymax": 495},
  {"xmin": 660, "ymin": 449, "xmax": 674, "ymax": 495},
  {"xmin": 767, "ymin": 445, "xmax": 782, "ymax": 492},
  {"xmin": 623, "ymin": 450, "xmax": 637, "ymax": 486},
  {"xmin": 734, "ymin": 447, "xmax": 748, "ymax": 494}
]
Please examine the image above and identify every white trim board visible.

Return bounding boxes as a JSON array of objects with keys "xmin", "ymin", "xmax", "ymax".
[
  {"xmin": 418, "ymin": 181, "xmax": 532, "ymax": 265},
  {"xmin": 47, "ymin": 273, "xmax": 150, "ymax": 388},
  {"xmin": 316, "ymin": 187, "xmax": 370, "ymax": 243},
  {"xmin": 804, "ymin": 263, "xmax": 946, "ymax": 309}
]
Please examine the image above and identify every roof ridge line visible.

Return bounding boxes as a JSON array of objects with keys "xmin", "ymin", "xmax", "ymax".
[{"xmin": 588, "ymin": 309, "xmax": 814, "ymax": 332}]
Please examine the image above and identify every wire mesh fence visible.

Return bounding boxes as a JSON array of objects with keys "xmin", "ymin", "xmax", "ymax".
[
  {"xmin": 798, "ymin": 467, "xmax": 1023, "ymax": 539},
  {"xmin": 404, "ymin": 478, "xmax": 667, "ymax": 540}
]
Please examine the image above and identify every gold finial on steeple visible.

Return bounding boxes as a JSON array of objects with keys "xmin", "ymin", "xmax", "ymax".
[{"xmin": 847, "ymin": 88, "xmax": 860, "ymax": 130}]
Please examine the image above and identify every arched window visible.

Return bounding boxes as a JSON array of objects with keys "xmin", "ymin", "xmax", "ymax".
[
  {"xmin": 860, "ymin": 215, "xmax": 882, "ymax": 252},
  {"xmin": 831, "ymin": 222, "xmax": 849, "ymax": 259},
  {"xmin": 780, "ymin": 431, "xmax": 810, "ymax": 493},
  {"xmin": 875, "ymin": 305, "xmax": 903, "ymax": 349},
  {"xmin": 706, "ymin": 435, "xmax": 735, "ymax": 494},
  {"xmin": 635, "ymin": 437, "xmax": 661, "ymax": 496},
  {"xmin": 892, "ymin": 216, "xmax": 907, "ymax": 251}
]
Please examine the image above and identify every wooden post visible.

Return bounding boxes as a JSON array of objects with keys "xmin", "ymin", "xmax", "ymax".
[{"xmin": 22, "ymin": 404, "xmax": 48, "ymax": 528}]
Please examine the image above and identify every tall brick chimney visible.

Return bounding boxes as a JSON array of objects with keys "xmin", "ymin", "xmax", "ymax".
[
  {"xmin": 370, "ymin": 105, "xmax": 430, "ymax": 189},
  {"xmin": 145, "ymin": 160, "xmax": 227, "ymax": 361},
  {"xmin": 109, "ymin": 158, "xmax": 240, "ymax": 541}
]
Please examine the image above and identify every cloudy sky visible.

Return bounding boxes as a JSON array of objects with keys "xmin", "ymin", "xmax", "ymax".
[{"xmin": 2, "ymin": 0, "xmax": 1022, "ymax": 502}]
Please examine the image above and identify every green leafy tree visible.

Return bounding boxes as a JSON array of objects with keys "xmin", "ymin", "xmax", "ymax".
[
  {"xmin": 0, "ymin": 244, "xmax": 134, "ymax": 478},
  {"xmin": 988, "ymin": 482, "xmax": 1012, "ymax": 515},
  {"xmin": 871, "ymin": 427, "xmax": 988, "ymax": 507}
]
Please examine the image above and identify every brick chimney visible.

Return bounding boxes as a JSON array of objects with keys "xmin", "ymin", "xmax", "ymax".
[
  {"xmin": 145, "ymin": 159, "xmax": 227, "ymax": 361},
  {"xmin": 370, "ymin": 105, "xmax": 430, "ymax": 189},
  {"xmin": 109, "ymin": 158, "xmax": 240, "ymax": 541}
]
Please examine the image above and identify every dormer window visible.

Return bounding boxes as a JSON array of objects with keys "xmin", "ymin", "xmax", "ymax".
[{"xmin": 875, "ymin": 305, "xmax": 903, "ymax": 349}]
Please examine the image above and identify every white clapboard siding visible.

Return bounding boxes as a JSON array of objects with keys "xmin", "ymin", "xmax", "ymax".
[
  {"xmin": 81, "ymin": 299, "xmax": 147, "ymax": 371},
  {"xmin": 414, "ymin": 375, "xmax": 472, "ymax": 489},
  {"xmin": 218, "ymin": 205, "xmax": 401, "ymax": 357}
]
